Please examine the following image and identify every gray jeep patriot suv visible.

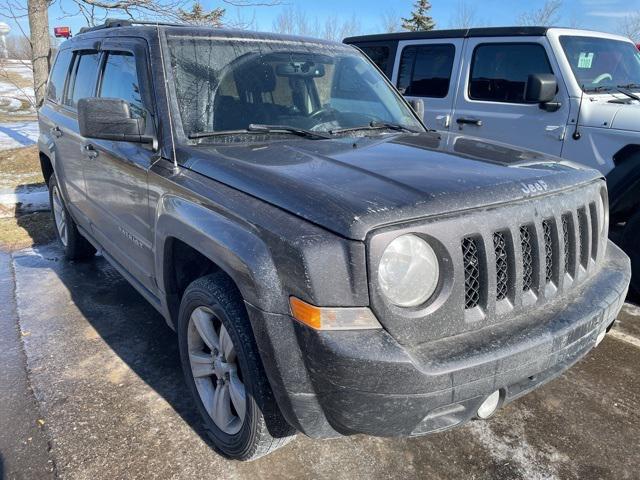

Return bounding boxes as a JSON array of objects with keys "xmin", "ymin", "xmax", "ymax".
[{"xmin": 38, "ymin": 19, "xmax": 631, "ymax": 460}]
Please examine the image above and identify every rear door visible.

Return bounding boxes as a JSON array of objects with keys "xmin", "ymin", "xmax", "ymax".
[
  {"xmin": 453, "ymin": 38, "xmax": 570, "ymax": 154},
  {"xmin": 40, "ymin": 46, "xmax": 99, "ymax": 226},
  {"xmin": 392, "ymin": 39, "xmax": 463, "ymax": 130},
  {"xmin": 82, "ymin": 38, "xmax": 157, "ymax": 292}
]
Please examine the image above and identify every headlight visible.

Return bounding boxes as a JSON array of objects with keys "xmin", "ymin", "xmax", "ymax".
[{"xmin": 378, "ymin": 234, "xmax": 439, "ymax": 307}]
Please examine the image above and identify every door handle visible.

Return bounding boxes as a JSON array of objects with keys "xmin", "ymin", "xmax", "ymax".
[
  {"xmin": 50, "ymin": 126, "xmax": 63, "ymax": 138},
  {"xmin": 82, "ymin": 143, "xmax": 99, "ymax": 159},
  {"xmin": 456, "ymin": 117, "xmax": 483, "ymax": 127}
]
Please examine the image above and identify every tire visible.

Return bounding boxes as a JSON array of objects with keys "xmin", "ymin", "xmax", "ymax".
[
  {"xmin": 49, "ymin": 174, "xmax": 96, "ymax": 261},
  {"xmin": 177, "ymin": 272, "xmax": 295, "ymax": 460}
]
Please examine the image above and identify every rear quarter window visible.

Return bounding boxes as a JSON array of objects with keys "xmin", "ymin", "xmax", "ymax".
[
  {"xmin": 359, "ymin": 45, "xmax": 391, "ymax": 74},
  {"xmin": 397, "ymin": 44, "xmax": 455, "ymax": 98},
  {"xmin": 47, "ymin": 49, "xmax": 73, "ymax": 104}
]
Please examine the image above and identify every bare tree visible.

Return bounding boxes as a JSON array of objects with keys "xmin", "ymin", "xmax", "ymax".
[
  {"xmin": 449, "ymin": 0, "xmax": 478, "ymax": 29},
  {"xmin": 620, "ymin": 11, "xmax": 640, "ymax": 43},
  {"xmin": 271, "ymin": 7, "xmax": 310, "ymax": 36},
  {"xmin": 28, "ymin": 0, "xmax": 51, "ymax": 107},
  {"xmin": 517, "ymin": 0, "xmax": 563, "ymax": 26},
  {"xmin": 6, "ymin": 35, "xmax": 32, "ymax": 60},
  {"xmin": 379, "ymin": 9, "xmax": 401, "ymax": 33}
]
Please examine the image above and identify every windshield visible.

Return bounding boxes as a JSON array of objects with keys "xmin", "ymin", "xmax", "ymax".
[
  {"xmin": 166, "ymin": 35, "xmax": 423, "ymax": 139},
  {"xmin": 560, "ymin": 36, "xmax": 640, "ymax": 92}
]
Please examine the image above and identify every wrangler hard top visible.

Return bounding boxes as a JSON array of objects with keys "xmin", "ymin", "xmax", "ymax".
[{"xmin": 38, "ymin": 20, "xmax": 630, "ymax": 460}]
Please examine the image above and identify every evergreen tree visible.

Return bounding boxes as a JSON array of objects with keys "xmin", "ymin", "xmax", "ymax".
[
  {"xmin": 179, "ymin": 1, "xmax": 226, "ymax": 27},
  {"xmin": 402, "ymin": 0, "xmax": 436, "ymax": 32}
]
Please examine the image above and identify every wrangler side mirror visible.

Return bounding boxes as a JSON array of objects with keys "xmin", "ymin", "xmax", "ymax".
[
  {"xmin": 77, "ymin": 97, "xmax": 154, "ymax": 144},
  {"xmin": 525, "ymin": 74, "xmax": 561, "ymax": 112}
]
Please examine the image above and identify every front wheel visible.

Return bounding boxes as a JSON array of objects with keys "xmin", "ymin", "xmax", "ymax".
[
  {"xmin": 49, "ymin": 174, "xmax": 96, "ymax": 260},
  {"xmin": 178, "ymin": 272, "xmax": 295, "ymax": 460}
]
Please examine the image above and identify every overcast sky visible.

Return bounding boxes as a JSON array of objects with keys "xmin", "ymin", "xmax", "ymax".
[{"xmin": 3, "ymin": 0, "xmax": 640, "ymax": 39}]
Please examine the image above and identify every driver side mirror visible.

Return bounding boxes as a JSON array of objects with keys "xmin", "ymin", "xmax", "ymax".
[
  {"xmin": 525, "ymin": 74, "xmax": 561, "ymax": 112},
  {"xmin": 78, "ymin": 97, "xmax": 154, "ymax": 144}
]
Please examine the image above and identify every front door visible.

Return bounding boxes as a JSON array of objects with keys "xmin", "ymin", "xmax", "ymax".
[
  {"xmin": 453, "ymin": 38, "xmax": 570, "ymax": 155},
  {"xmin": 82, "ymin": 38, "xmax": 157, "ymax": 292},
  {"xmin": 392, "ymin": 38, "xmax": 464, "ymax": 131}
]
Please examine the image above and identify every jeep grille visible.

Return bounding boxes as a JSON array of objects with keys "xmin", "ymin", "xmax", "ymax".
[{"xmin": 461, "ymin": 191, "xmax": 603, "ymax": 311}]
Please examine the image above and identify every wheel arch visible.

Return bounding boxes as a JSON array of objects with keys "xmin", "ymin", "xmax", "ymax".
[{"xmin": 155, "ymin": 195, "xmax": 287, "ymax": 329}]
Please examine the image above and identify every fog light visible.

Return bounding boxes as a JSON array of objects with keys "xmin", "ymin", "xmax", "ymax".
[
  {"xmin": 595, "ymin": 330, "xmax": 607, "ymax": 347},
  {"xmin": 477, "ymin": 390, "xmax": 501, "ymax": 419}
]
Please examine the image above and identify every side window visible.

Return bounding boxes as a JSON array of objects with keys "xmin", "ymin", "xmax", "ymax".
[
  {"xmin": 397, "ymin": 44, "xmax": 455, "ymax": 98},
  {"xmin": 64, "ymin": 51, "xmax": 100, "ymax": 109},
  {"xmin": 470, "ymin": 43, "xmax": 553, "ymax": 103},
  {"xmin": 99, "ymin": 52, "xmax": 144, "ymax": 118},
  {"xmin": 47, "ymin": 49, "xmax": 73, "ymax": 103},
  {"xmin": 359, "ymin": 46, "xmax": 390, "ymax": 74}
]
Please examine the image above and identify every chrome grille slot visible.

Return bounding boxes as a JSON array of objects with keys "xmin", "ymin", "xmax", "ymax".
[
  {"xmin": 542, "ymin": 220, "xmax": 554, "ymax": 283},
  {"xmin": 589, "ymin": 202, "xmax": 598, "ymax": 261},
  {"xmin": 462, "ymin": 237, "xmax": 481, "ymax": 309},
  {"xmin": 493, "ymin": 232, "xmax": 509, "ymax": 301},
  {"xmin": 578, "ymin": 207, "xmax": 589, "ymax": 267},
  {"xmin": 561, "ymin": 213, "xmax": 574, "ymax": 276},
  {"xmin": 520, "ymin": 225, "xmax": 534, "ymax": 292}
]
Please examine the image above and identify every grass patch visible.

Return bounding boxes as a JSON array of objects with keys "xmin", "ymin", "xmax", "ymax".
[
  {"xmin": 0, "ymin": 145, "xmax": 44, "ymax": 190},
  {"xmin": 0, "ymin": 211, "xmax": 56, "ymax": 252},
  {"xmin": 0, "ymin": 67, "xmax": 33, "ymax": 90}
]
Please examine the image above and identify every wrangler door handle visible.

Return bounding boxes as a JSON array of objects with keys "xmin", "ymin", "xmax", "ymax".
[
  {"xmin": 456, "ymin": 117, "xmax": 483, "ymax": 127},
  {"xmin": 82, "ymin": 143, "xmax": 98, "ymax": 159},
  {"xmin": 50, "ymin": 126, "xmax": 63, "ymax": 138}
]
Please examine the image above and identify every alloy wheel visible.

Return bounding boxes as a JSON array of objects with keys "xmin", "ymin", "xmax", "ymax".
[{"xmin": 187, "ymin": 306, "xmax": 247, "ymax": 435}]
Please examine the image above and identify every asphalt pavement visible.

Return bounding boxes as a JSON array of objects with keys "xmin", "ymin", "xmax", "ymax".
[{"xmin": 1, "ymin": 243, "xmax": 640, "ymax": 480}]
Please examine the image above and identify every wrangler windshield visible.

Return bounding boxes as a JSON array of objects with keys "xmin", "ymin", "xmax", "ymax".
[
  {"xmin": 560, "ymin": 36, "xmax": 640, "ymax": 92},
  {"xmin": 166, "ymin": 35, "xmax": 423, "ymax": 139}
]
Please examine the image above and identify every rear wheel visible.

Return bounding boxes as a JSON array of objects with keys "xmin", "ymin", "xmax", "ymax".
[
  {"xmin": 178, "ymin": 272, "xmax": 295, "ymax": 460},
  {"xmin": 49, "ymin": 174, "xmax": 96, "ymax": 260}
]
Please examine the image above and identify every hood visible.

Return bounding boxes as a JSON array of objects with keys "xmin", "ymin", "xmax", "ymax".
[
  {"xmin": 579, "ymin": 94, "xmax": 640, "ymax": 131},
  {"xmin": 179, "ymin": 132, "xmax": 602, "ymax": 240},
  {"xmin": 611, "ymin": 103, "xmax": 640, "ymax": 131}
]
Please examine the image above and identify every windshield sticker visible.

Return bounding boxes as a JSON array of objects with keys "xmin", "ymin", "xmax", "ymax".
[{"xmin": 578, "ymin": 52, "xmax": 594, "ymax": 69}]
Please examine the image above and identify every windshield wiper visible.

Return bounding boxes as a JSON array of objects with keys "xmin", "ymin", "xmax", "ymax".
[
  {"xmin": 617, "ymin": 83, "xmax": 640, "ymax": 90},
  {"xmin": 188, "ymin": 124, "xmax": 331, "ymax": 140},
  {"xmin": 247, "ymin": 124, "xmax": 331, "ymax": 139},
  {"xmin": 614, "ymin": 84, "xmax": 640, "ymax": 101},
  {"xmin": 583, "ymin": 85, "xmax": 614, "ymax": 93},
  {"xmin": 329, "ymin": 121, "xmax": 419, "ymax": 135}
]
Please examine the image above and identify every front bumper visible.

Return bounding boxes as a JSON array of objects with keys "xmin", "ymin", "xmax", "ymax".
[{"xmin": 247, "ymin": 242, "xmax": 630, "ymax": 439}]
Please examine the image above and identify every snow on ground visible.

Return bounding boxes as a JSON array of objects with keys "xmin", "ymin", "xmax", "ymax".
[
  {"xmin": 0, "ymin": 121, "xmax": 39, "ymax": 150},
  {"xmin": 0, "ymin": 60, "xmax": 39, "ymax": 150},
  {"xmin": 0, "ymin": 59, "xmax": 36, "ymax": 108}
]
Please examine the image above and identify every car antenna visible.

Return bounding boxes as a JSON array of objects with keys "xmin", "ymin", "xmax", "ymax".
[
  {"xmin": 572, "ymin": 85, "xmax": 585, "ymax": 141},
  {"xmin": 156, "ymin": 21, "xmax": 179, "ymax": 170}
]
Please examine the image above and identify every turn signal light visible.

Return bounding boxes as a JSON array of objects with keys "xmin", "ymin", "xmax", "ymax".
[{"xmin": 289, "ymin": 297, "xmax": 382, "ymax": 331}]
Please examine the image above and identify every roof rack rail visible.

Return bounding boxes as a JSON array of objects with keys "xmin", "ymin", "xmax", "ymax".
[{"xmin": 78, "ymin": 18, "xmax": 187, "ymax": 34}]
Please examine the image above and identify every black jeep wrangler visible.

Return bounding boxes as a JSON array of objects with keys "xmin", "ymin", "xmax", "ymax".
[{"xmin": 38, "ymin": 19, "xmax": 631, "ymax": 460}]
